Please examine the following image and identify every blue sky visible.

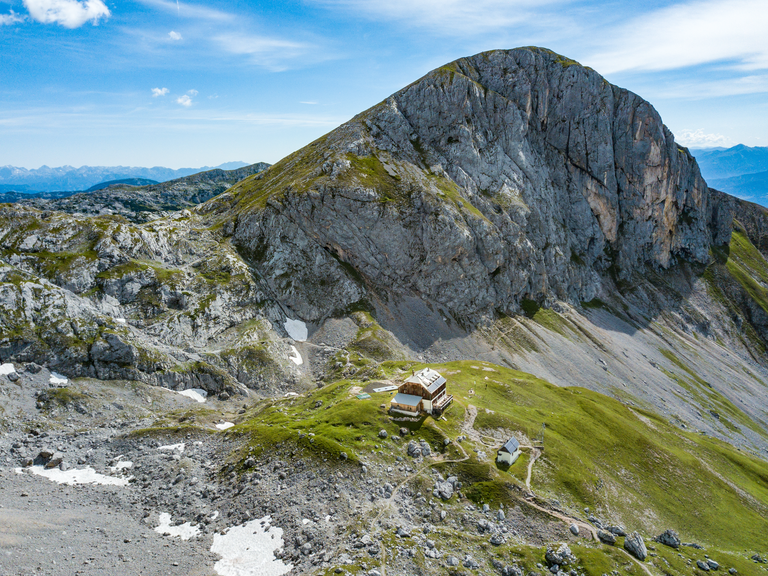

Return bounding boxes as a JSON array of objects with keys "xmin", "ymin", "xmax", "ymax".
[{"xmin": 1, "ymin": 0, "xmax": 767, "ymax": 168}]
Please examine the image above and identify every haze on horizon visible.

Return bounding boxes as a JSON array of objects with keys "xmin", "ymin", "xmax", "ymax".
[{"xmin": 1, "ymin": 0, "xmax": 767, "ymax": 169}]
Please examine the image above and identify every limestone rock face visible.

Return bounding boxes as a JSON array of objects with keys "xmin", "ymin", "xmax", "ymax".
[{"xmin": 228, "ymin": 47, "xmax": 729, "ymax": 323}]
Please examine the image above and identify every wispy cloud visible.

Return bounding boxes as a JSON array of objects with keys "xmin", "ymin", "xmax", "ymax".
[
  {"xmin": 300, "ymin": 101, "xmax": 318, "ymax": 105},
  {"xmin": 23, "ymin": 0, "xmax": 110, "ymax": 28},
  {"xmin": 213, "ymin": 32, "xmax": 313, "ymax": 69},
  {"xmin": 0, "ymin": 10, "xmax": 25, "ymax": 25},
  {"xmin": 642, "ymin": 74, "xmax": 768, "ymax": 99},
  {"xmin": 152, "ymin": 87, "xmax": 169, "ymax": 97},
  {"xmin": 136, "ymin": 0, "xmax": 233, "ymax": 21},
  {"xmin": 676, "ymin": 129, "xmax": 735, "ymax": 149},
  {"xmin": 311, "ymin": 0, "xmax": 559, "ymax": 35},
  {"xmin": 587, "ymin": 0, "xmax": 768, "ymax": 74},
  {"xmin": 0, "ymin": 105, "xmax": 346, "ymax": 131},
  {"xmin": 187, "ymin": 89, "xmax": 198, "ymax": 96},
  {"xmin": 168, "ymin": 30, "xmax": 182, "ymax": 40}
]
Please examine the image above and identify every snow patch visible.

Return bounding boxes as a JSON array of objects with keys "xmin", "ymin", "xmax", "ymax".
[
  {"xmin": 283, "ymin": 318, "xmax": 307, "ymax": 342},
  {"xmin": 115, "ymin": 318, "xmax": 126, "ymax": 324},
  {"xmin": 155, "ymin": 512, "xmax": 201, "ymax": 540},
  {"xmin": 158, "ymin": 443, "xmax": 185, "ymax": 453},
  {"xmin": 211, "ymin": 511, "xmax": 220, "ymax": 521},
  {"xmin": 284, "ymin": 392, "xmax": 299, "ymax": 397},
  {"xmin": 301, "ymin": 518, "xmax": 311, "ymax": 525},
  {"xmin": 49, "ymin": 372, "xmax": 68, "ymax": 385},
  {"xmin": 211, "ymin": 516, "xmax": 292, "ymax": 576},
  {"xmin": 15, "ymin": 465, "xmax": 129, "ymax": 486},
  {"xmin": 0, "ymin": 363, "xmax": 16, "ymax": 375},
  {"xmin": 177, "ymin": 388, "xmax": 207, "ymax": 403},
  {"xmin": 288, "ymin": 346, "xmax": 303, "ymax": 366},
  {"xmin": 215, "ymin": 422, "xmax": 235, "ymax": 430}
]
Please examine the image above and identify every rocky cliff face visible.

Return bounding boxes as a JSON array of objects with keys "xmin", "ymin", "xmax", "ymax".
[{"xmin": 223, "ymin": 48, "xmax": 730, "ymax": 324}]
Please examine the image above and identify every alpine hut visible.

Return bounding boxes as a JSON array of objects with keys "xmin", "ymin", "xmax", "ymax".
[{"xmin": 390, "ymin": 368, "xmax": 453, "ymax": 416}]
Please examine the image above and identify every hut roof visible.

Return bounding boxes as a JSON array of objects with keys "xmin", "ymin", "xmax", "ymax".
[
  {"xmin": 499, "ymin": 437, "xmax": 520, "ymax": 454},
  {"xmin": 404, "ymin": 368, "xmax": 446, "ymax": 394}
]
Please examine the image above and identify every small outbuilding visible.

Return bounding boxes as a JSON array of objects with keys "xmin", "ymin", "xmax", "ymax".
[
  {"xmin": 389, "ymin": 368, "xmax": 453, "ymax": 416},
  {"xmin": 497, "ymin": 437, "xmax": 521, "ymax": 465}
]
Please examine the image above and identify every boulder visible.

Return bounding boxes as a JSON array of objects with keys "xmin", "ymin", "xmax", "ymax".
[
  {"xmin": 607, "ymin": 525, "xmax": 626, "ymax": 537},
  {"xmin": 434, "ymin": 479, "xmax": 454, "ymax": 500},
  {"xmin": 597, "ymin": 529, "xmax": 616, "ymax": 545},
  {"xmin": 490, "ymin": 533, "xmax": 505, "ymax": 546},
  {"xmin": 697, "ymin": 560, "xmax": 711, "ymax": 572},
  {"xmin": 407, "ymin": 441, "xmax": 421, "ymax": 458},
  {"xmin": 569, "ymin": 524, "xmax": 579, "ymax": 536},
  {"xmin": 44, "ymin": 452, "xmax": 65, "ymax": 469},
  {"xmin": 655, "ymin": 529, "xmax": 681, "ymax": 549},
  {"xmin": 545, "ymin": 543, "xmax": 576, "ymax": 567},
  {"xmin": 707, "ymin": 560, "xmax": 719, "ymax": 570},
  {"xmin": 623, "ymin": 532, "xmax": 647, "ymax": 561},
  {"xmin": 378, "ymin": 430, "xmax": 388, "ymax": 439}
]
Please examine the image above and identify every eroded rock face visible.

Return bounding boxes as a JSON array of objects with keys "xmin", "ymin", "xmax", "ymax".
[{"xmin": 229, "ymin": 47, "xmax": 730, "ymax": 323}]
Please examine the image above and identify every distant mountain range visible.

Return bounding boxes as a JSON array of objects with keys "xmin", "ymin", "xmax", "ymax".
[
  {"xmin": 0, "ymin": 162, "xmax": 250, "ymax": 193},
  {"xmin": 708, "ymin": 171, "xmax": 768, "ymax": 202},
  {"xmin": 690, "ymin": 145, "xmax": 768, "ymax": 206}
]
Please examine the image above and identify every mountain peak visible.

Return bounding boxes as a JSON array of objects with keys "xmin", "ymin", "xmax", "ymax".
[{"xmin": 223, "ymin": 47, "xmax": 728, "ymax": 324}]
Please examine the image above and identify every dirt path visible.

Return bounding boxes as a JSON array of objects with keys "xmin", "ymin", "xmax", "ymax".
[{"xmin": 525, "ymin": 448, "xmax": 539, "ymax": 494}]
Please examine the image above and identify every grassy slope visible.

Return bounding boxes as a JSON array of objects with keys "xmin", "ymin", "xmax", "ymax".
[
  {"xmin": 221, "ymin": 361, "xmax": 768, "ymax": 560},
  {"xmin": 423, "ymin": 362, "xmax": 768, "ymax": 552}
]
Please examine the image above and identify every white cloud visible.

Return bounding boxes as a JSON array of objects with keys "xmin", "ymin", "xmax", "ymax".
[
  {"xmin": 187, "ymin": 89, "xmax": 198, "ymax": 96},
  {"xmin": 168, "ymin": 30, "xmax": 182, "ymax": 40},
  {"xmin": 300, "ymin": 101, "xmax": 318, "ymax": 105},
  {"xmin": 586, "ymin": 0, "xmax": 768, "ymax": 74},
  {"xmin": 0, "ymin": 10, "xmax": 25, "ymax": 25},
  {"xmin": 23, "ymin": 0, "xmax": 110, "ymax": 28},
  {"xmin": 675, "ymin": 129, "xmax": 735, "ymax": 149},
  {"xmin": 152, "ymin": 87, "xmax": 169, "ymax": 97},
  {"xmin": 311, "ymin": 0, "xmax": 557, "ymax": 35},
  {"xmin": 176, "ymin": 94, "xmax": 192, "ymax": 107}
]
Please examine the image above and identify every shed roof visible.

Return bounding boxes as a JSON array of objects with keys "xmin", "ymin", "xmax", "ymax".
[
  {"xmin": 404, "ymin": 368, "xmax": 446, "ymax": 394},
  {"xmin": 392, "ymin": 392, "xmax": 423, "ymax": 407},
  {"xmin": 499, "ymin": 437, "xmax": 520, "ymax": 454}
]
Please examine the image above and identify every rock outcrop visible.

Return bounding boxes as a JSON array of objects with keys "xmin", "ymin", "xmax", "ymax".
[{"xmin": 624, "ymin": 531, "xmax": 648, "ymax": 560}]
